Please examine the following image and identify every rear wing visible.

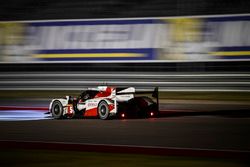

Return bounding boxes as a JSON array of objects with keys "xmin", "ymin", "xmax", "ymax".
[
  {"xmin": 116, "ymin": 87, "xmax": 159, "ymax": 112},
  {"xmin": 135, "ymin": 87, "xmax": 159, "ymax": 113}
]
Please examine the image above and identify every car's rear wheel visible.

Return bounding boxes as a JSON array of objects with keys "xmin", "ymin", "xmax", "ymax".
[
  {"xmin": 98, "ymin": 101, "xmax": 109, "ymax": 120},
  {"xmin": 51, "ymin": 100, "xmax": 64, "ymax": 119}
]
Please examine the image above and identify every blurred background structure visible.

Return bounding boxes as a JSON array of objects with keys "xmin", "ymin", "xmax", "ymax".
[
  {"xmin": 0, "ymin": 0, "xmax": 250, "ymax": 62},
  {"xmin": 0, "ymin": 0, "xmax": 249, "ymax": 93}
]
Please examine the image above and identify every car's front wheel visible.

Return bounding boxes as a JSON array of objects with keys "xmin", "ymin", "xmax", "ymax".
[
  {"xmin": 51, "ymin": 100, "xmax": 64, "ymax": 119},
  {"xmin": 98, "ymin": 101, "xmax": 109, "ymax": 120}
]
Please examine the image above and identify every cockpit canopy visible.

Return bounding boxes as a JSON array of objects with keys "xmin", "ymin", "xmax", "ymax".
[{"xmin": 79, "ymin": 90, "xmax": 99, "ymax": 100}]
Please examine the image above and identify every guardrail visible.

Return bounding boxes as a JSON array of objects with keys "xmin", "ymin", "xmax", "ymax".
[{"xmin": 0, "ymin": 61, "xmax": 249, "ymax": 92}]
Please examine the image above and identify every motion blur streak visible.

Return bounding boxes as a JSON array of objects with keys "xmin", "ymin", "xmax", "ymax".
[{"xmin": 0, "ymin": 110, "xmax": 50, "ymax": 121}]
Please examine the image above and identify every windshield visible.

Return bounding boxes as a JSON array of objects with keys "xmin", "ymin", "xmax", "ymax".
[{"xmin": 79, "ymin": 90, "xmax": 99, "ymax": 100}]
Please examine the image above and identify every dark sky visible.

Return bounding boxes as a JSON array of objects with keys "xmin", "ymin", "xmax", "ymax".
[{"xmin": 0, "ymin": 0, "xmax": 249, "ymax": 21}]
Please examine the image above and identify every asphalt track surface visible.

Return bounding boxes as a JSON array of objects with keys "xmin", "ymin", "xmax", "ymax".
[
  {"xmin": 0, "ymin": 99, "xmax": 250, "ymax": 152},
  {"xmin": 0, "ymin": 116, "xmax": 250, "ymax": 152}
]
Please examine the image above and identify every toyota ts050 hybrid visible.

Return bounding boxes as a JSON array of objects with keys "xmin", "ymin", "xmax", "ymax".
[{"xmin": 49, "ymin": 86, "xmax": 159, "ymax": 120}]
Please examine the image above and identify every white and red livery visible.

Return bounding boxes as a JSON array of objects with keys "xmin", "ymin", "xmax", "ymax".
[{"xmin": 49, "ymin": 86, "xmax": 158, "ymax": 120}]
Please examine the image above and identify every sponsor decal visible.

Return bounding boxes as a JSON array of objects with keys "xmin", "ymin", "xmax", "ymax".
[{"xmin": 88, "ymin": 102, "xmax": 97, "ymax": 107}]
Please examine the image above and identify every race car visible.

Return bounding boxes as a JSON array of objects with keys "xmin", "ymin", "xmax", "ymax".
[{"xmin": 49, "ymin": 86, "xmax": 159, "ymax": 120}]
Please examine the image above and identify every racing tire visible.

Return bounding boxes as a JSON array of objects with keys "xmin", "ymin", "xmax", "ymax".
[
  {"xmin": 98, "ymin": 101, "xmax": 110, "ymax": 120},
  {"xmin": 51, "ymin": 100, "xmax": 64, "ymax": 119}
]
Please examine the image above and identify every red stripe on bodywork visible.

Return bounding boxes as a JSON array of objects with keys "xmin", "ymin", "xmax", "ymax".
[
  {"xmin": 84, "ymin": 107, "xmax": 98, "ymax": 117},
  {"xmin": 109, "ymin": 104, "xmax": 115, "ymax": 111},
  {"xmin": 94, "ymin": 87, "xmax": 113, "ymax": 98}
]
